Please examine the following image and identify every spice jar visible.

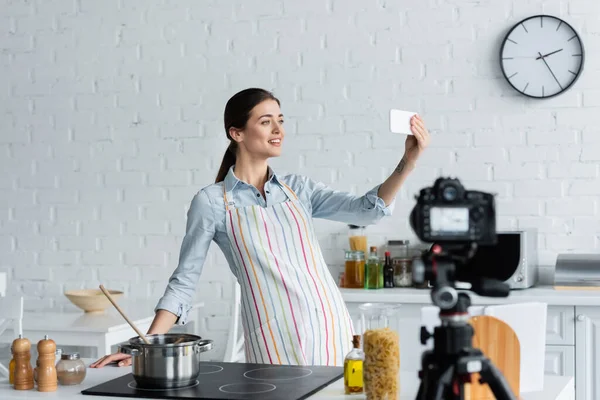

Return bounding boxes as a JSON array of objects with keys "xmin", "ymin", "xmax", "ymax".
[
  {"xmin": 344, "ymin": 250, "xmax": 365, "ymax": 289},
  {"xmin": 392, "ymin": 257, "xmax": 412, "ymax": 288},
  {"xmin": 56, "ymin": 352, "xmax": 86, "ymax": 386}
]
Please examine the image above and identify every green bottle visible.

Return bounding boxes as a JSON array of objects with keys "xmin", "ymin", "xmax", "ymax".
[{"xmin": 365, "ymin": 246, "xmax": 380, "ymax": 290}]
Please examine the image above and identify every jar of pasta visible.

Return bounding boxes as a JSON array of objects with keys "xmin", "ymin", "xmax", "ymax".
[
  {"xmin": 358, "ymin": 303, "xmax": 401, "ymax": 400},
  {"xmin": 348, "ymin": 225, "xmax": 368, "ymax": 256},
  {"xmin": 344, "ymin": 250, "xmax": 365, "ymax": 289}
]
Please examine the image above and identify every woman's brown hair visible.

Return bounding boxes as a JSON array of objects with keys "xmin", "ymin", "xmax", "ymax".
[{"xmin": 215, "ymin": 88, "xmax": 280, "ymax": 183}]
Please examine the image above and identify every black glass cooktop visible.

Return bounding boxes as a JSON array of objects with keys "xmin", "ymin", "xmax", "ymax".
[{"xmin": 81, "ymin": 361, "xmax": 343, "ymax": 400}]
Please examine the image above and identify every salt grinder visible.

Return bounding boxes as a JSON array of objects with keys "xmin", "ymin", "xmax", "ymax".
[
  {"xmin": 12, "ymin": 335, "xmax": 34, "ymax": 390},
  {"xmin": 36, "ymin": 335, "xmax": 57, "ymax": 392}
]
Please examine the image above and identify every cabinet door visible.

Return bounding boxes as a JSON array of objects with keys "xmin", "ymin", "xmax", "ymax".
[
  {"xmin": 544, "ymin": 345, "xmax": 575, "ymax": 377},
  {"xmin": 546, "ymin": 306, "xmax": 575, "ymax": 345},
  {"xmin": 575, "ymin": 306, "xmax": 600, "ymax": 400}
]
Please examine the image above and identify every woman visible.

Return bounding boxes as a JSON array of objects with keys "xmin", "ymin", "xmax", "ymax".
[{"xmin": 91, "ymin": 88, "xmax": 430, "ymax": 368}]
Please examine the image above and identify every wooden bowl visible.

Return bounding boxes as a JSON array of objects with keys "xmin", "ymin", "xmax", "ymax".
[{"xmin": 64, "ymin": 289, "xmax": 124, "ymax": 313}]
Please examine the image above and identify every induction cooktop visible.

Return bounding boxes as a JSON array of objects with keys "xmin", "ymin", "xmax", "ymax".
[{"xmin": 81, "ymin": 361, "xmax": 343, "ymax": 400}]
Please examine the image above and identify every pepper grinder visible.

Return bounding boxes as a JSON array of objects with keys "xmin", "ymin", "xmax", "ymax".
[
  {"xmin": 36, "ymin": 335, "xmax": 57, "ymax": 392},
  {"xmin": 8, "ymin": 345, "xmax": 15, "ymax": 385},
  {"xmin": 12, "ymin": 335, "xmax": 34, "ymax": 390}
]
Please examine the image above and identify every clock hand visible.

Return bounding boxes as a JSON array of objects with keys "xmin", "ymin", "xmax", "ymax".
[
  {"xmin": 538, "ymin": 52, "xmax": 563, "ymax": 90},
  {"xmin": 535, "ymin": 49, "xmax": 563, "ymax": 60}
]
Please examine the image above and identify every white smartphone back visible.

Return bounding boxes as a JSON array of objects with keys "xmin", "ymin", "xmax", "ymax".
[{"xmin": 390, "ymin": 109, "xmax": 417, "ymax": 135}]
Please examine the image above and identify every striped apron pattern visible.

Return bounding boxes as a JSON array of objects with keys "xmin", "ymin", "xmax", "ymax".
[{"xmin": 223, "ymin": 182, "xmax": 354, "ymax": 367}]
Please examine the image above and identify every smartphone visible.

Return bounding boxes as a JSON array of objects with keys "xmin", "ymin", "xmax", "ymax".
[{"xmin": 390, "ymin": 109, "xmax": 417, "ymax": 135}]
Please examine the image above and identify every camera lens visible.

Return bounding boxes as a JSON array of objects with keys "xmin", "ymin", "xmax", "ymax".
[{"xmin": 442, "ymin": 185, "xmax": 458, "ymax": 202}]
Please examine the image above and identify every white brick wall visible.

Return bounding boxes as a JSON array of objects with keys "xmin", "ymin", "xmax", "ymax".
[{"xmin": 1, "ymin": 0, "xmax": 599, "ymax": 361}]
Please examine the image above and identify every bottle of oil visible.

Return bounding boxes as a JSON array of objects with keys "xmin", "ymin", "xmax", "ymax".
[
  {"xmin": 365, "ymin": 246, "xmax": 380, "ymax": 290},
  {"xmin": 344, "ymin": 335, "xmax": 365, "ymax": 394}
]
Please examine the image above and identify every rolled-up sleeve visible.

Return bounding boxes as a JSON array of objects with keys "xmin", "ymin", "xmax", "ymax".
[
  {"xmin": 297, "ymin": 176, "xmax": 395, "ymax": 226},
  {"xmin": 155, "ymin": 189, "xmax": 215, "ymax": 325}
]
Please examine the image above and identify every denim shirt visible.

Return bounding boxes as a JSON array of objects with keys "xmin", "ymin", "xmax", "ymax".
[{"xmin": 155, "ymin": 166, "xmax": 396, "ymax": 325}]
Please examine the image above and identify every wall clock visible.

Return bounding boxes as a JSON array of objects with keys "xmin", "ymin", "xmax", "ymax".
[{"xmin": 499, "ymin": 15, "xmax": 584, "ymax": 99}]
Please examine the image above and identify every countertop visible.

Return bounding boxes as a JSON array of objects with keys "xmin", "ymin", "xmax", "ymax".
[
  {"xmin": 0, "ymin": 360, "xmax": 574, "ymax": 400},
  {"xmin": 0, "ymin": 271, "xmax": 6, "ymax": 297},
  {"xmin": 340, "ymin": 285, "xmax": 600, "ymax": 306}
]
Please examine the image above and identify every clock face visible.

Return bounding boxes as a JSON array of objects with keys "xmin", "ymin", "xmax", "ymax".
[{"xmin": 500, "ymin": 15, "xmax": 584, "ymax": 98}]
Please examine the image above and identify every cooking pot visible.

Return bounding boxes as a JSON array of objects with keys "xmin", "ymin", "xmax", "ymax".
[{"xmin": 119, "ymin": 333, "xmax": 213, "ymax": 389}]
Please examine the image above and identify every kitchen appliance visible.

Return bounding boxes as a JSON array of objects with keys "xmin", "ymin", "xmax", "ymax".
[
  {"xmin": 81, "ymin": 361, "xmax": 343, "ymax": 400},
  {"xmin": 119, "ymin": 333, "xmax": 213, "ymax": 389},
  {"xmin": 554, "ymin": 253, "xmax": 600, "ymax": 288},
  {"xmin": 462, "ymin": 229, "xmax": 538, "ymax": 289}
]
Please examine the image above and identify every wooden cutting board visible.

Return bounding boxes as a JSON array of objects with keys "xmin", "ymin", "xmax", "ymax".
[
  {"xmin": 464, "ymin": 315, "xmax": 520, "ymax": 400},
  {"xmin": 554, "ymin": 285, "xmax": 600, "ymax": 291}
]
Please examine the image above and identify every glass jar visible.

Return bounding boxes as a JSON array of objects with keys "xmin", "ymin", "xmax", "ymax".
[
  {"xmin": 348, "ymin": 225, "xmax": 368, "ymax": 256},
  {"xmin": 392, "ymin": 257, "xmax": 413, "ymax": 287},
  {"xmin": 344, "ymin": 250, "xmax": 365, "ymax": 289},
  {"xmin": 387, "ymin": 240, "xmax": 409, "ymax": 259},
  {"xmin": 358, "ymin": 303, "xmax": 401, "ymax": 400},
  {"xmin": 56, "ymin": 352, "xmax": 86, "ymax": 386}
]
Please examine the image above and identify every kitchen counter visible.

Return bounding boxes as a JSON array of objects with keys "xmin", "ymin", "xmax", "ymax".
[
  {"xmin": 0, "ymin": 360, "xmax": 574, "ymax": 400},
  {"xmin": 0, "ymin": 300, "xmax": 204, "ymax": 358},
  {"xmin": 340, "ymin": 285, "xmax": 600, "ymax": 306},
  {"xmin": 0, "ymin": 271, "xmax": 6, "ymax": 297}
]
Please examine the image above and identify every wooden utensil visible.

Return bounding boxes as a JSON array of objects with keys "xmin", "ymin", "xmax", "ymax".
[
  {"xmin": 99, "ymin": 285, "xmax": 151, "ymax": 345},
  {"xmin": 464, "ymin": 315, "xmax": 520, "ymax": 400}
]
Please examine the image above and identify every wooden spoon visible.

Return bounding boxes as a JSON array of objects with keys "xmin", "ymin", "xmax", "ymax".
[{"xmin": 99, "ymin": 285, "xmax": 151, "ymax": 345}]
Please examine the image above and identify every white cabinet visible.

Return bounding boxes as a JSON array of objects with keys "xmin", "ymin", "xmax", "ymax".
[{"xmin": 575, "ymin": 306, "xmax": 600, "ymax": 400}]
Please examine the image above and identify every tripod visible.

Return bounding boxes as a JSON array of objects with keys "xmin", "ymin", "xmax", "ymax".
[{"xmin": 415, "ymin": 292, "xmax": 517, "ymax": 400}]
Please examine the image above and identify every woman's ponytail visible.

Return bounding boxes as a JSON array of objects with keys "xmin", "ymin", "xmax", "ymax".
[{"xmin": 215, "ymin": 143, "xmax": 237, "ymax": 183}]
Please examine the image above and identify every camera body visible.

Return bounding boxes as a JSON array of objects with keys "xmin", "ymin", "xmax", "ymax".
[{"xmin": 410, "ymin": 177, "xmax": 497, "ymax": 246}]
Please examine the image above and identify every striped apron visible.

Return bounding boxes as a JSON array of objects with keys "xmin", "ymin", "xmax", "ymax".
[{"xmin": 223, "ymin": 182, "xmax": 354, "ymax": 367}]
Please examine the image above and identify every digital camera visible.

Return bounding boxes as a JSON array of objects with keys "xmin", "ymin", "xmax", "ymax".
[{"xmin": 409, "ymin": 177, "xmax": 497, "ymax": 246}]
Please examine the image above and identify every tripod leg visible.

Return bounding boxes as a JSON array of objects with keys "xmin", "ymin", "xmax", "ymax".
[
  {"xmin": 433, "ymin": 365, "xmax": 460, "ymax": 400},
  {"xmin": 416, "ymin": 380, "xmax": 424, "ymax": 399},
  {"xmin": 415, "ymin": 364, "xmax": 460, "ymax": 400},
  {"xmin": 478, "ymin": 357, "xmax": 518, "ymax": 400}
]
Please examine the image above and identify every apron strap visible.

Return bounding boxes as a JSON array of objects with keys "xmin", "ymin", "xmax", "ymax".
[{"xmin": 279, "ymin": 181, "xmax": 299, "ymax": 201}]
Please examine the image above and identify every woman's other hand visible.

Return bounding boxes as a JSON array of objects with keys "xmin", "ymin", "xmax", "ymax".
[{"xmin": 89, "ymin": 352, "xmax": 132, "ymax": 368}]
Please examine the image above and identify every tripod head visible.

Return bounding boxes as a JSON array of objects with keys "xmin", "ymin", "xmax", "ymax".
[{"xmin": 412, "ymin": 242, "xmax": 511, "ymax": 312}]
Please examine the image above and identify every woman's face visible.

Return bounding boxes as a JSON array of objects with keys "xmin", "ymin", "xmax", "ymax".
[{"xmin": 231, "ymin": 99, "xmax": 285, "ymax": 160}]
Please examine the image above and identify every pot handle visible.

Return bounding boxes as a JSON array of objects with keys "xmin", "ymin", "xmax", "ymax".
[
  {"xmin": 194, "ymin": 339, "xmax": 214, "ymax": 354},
  {"xmin": 119, "ymin": 344, "xmax": 140, "ymax": 356}
]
